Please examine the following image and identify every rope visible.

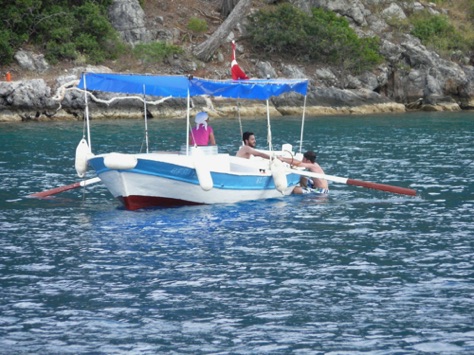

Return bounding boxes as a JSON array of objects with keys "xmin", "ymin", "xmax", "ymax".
[{"xmin": 51, "ymin": 82, "xmax": 173, "ymax": 109}]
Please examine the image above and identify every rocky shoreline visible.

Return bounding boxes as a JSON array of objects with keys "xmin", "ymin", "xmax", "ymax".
[{"xmin": 0, "ymin": 65, "xmax": 468, "ymax": 123}]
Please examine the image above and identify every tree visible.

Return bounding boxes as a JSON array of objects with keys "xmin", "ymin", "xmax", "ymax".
[{"xmin": 193, "ymin": 0, "xmax": 251, "ymax": 62}]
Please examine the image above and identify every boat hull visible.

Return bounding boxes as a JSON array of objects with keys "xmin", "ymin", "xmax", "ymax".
[{"xmin": 89, "ymin": 153, "xmax": 300, "ymax": 210}]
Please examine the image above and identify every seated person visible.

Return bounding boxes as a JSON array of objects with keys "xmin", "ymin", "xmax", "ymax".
[
  {"xmin": 236, "ymin": 131, "xmax": 270, "ymax": 159},
  {"xmin": 190, "ymin": 111, "xmax": 216, "ymax": 146}
]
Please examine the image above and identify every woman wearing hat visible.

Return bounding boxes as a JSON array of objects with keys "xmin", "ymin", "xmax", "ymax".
[{"xmin": 190, "ymin": 111, "xmax": 216, "ymax": 146}]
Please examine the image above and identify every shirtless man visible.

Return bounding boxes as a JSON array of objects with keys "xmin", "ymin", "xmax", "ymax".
[
  {"xmin": 279, "ymin": 150, "xmax": 329, "ymax": 194},
  {"xmin": 236, "ymin": 131, "xmax": 270, "ymax": 160}
]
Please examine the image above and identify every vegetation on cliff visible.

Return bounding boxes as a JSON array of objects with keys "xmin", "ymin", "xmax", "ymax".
[
  {"xmin": 247, "ymin": 4, "xmax": 383, "ymax": 75},
  {"xmin": 0, "ymin": 0, "xmax": 124, "ymax": 65},
  {"xmin": 410, "ymin": 10, "xmax": 472, "ymax": 56},
  {"xmin": 0, "ymin": 0, "xmax": 473, "ymax": 74}
]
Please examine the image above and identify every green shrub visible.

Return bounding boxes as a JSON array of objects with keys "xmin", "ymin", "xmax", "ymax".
[
  {"xmin": 0, "ymin": 0, "xmax": 40, "ymax": 63},
  {"xmin": 411, "ymin": 11, "xmax": 472, "ymax": 53},
  {"xmin": 71, "ymin": 1, "xmax": 124, "ymax": 63},
  {"xmin": 0, "ymin": 30, "xmax": 15, "ymax": 64},
  {"xmin": 247, "ymin": 4, "xmax": 307, "ymax": 54},
  {"xmin": 133, "ymin": 42, "xmax": 183, "ymax": 64},
  {"xmin": 45, "ymin": 42, "xmax": 77, "ymax": 64},
  {"xmin": 411, "ymin": 13, "xmax": 453, "ymax": 41},
  {"xmin": 0, "ymin": 0, "xmax": 121, "ymax": 65},
  {"xmin": 247, "ymin": 4, "xmax": 383, "ymax": 75},
  {"xmin": 187, "ymin": 17, "xmax": 208, "ymax": 35}
]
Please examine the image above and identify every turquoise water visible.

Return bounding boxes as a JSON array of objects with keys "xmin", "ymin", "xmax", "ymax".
[{"xmin": 1, "ymin": 111, "xmax": 473, "ymax": 354}]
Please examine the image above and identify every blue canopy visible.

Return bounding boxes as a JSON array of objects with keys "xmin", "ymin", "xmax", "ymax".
[{"xmin": 77, "ymin": 73, "xmax": 308, "ymax": 100}]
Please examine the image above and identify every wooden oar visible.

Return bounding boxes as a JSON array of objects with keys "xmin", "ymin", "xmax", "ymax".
[
  {"xmin": 28, "ymin": 177, "xmax": 101, "ymax": 198},
  {"xmin": 289, "ymin": 169, "xmax": 416, "ymax": 196}
]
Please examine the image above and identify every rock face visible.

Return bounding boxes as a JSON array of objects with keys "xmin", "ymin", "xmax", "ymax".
[
  {"xmin": 289, "ymin": 0, "xmax": 473, "ymax": 110},
  {"xmin": 108, "ymin": 0, "xmax": 151, "ymax": 45},
  {"xmin": 14, "ymin": 50, "xmax": 50, "ymax": 73},
  {"xmin": 0, "ymin": 0, "xmax": 473, "ymax": 121}
]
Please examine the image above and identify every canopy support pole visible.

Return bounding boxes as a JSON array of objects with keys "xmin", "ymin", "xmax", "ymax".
[
  {"xmin": 83, "ymin": 74, "xmax": 92, "ymax": 151},
  {"xmin": 237, "ymin": 99, "xmax": 243, "ymax": 144},
  {"xmin": 266, "ymin": 99, "xmax": 273, "ymax": 152},
  {"xmin": 298, "ymin": 95, "xmax": 307, "ymax": 154},
  {"xmin": 143, "ymin": 85, "xmax": 149, "ymax": 153},
  {"xmin": 186, "ymin": 88, "xmax": 191, "ymax": 155}
]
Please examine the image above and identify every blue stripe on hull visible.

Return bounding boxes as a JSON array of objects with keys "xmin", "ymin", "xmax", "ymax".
[{"xmin": 89, "ymin": 157, "xmax": 300, "ymax": 191}]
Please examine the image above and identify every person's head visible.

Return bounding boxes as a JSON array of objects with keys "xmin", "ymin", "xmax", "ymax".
[
  {"xmin": 303, "ymin": 150, "xmax": 317, "ymax": 163},
  {"xmin": 195, "ymin": 111, "xmax": 209, "ymax": 127},
  {"xmin": 242, "ymin": 131, "xmax": 256, "ymax": 148}
]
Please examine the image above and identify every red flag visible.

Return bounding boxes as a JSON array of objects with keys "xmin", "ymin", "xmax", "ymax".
[{"xmin": 231, "ymin": 40, "xmax": 249, "ymax": 80}]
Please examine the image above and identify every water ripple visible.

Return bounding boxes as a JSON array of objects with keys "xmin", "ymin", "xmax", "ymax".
[{"xmin": 1, "ymin": 113, "xmax": 473, "ymax": 353}]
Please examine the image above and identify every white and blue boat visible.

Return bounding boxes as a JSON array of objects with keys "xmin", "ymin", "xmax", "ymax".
[{"xmin": 74, "ymin": 72, "xmax": 310, "ymax": 210}]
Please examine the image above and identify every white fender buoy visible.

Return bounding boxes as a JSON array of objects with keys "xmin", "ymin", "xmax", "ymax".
[
  {"xmin": 192, "ymin": 147, "xmax": 213, "ymax": 191},
  {"xmin": 281, "ymin": 143, "xmax": 293, "ymax": 157},
  {"xmin": 75, "ymin": 138, "xmax": 90, "ymax": 178},
  {"xmin": 270, "ymin": 157, "xmax": 288, "ymax": 193},
  {"xmin": 104, "ymin": 153, "xmax": 138, "ymax": 170}
]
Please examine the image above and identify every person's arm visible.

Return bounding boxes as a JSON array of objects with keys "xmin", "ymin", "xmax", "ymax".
[
  {"xmin": 209, "ymin": 130, "xmax": 216, "ymax": 145},
  {"xmin": 250, "ymin": 147, "xmax": 270, "ymax": 160},
  {"xmin": 279, "ymin": 156, "xmax": 301, "ymax": 167},
  {"xmin": 236, "ymin": 146, "xmax": 269, "ymax": 159}
]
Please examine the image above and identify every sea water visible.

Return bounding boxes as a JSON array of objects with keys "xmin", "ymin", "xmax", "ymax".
[{"xmin": 0, "ymin": 111, "xmax": 473, "ymax": 354}]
